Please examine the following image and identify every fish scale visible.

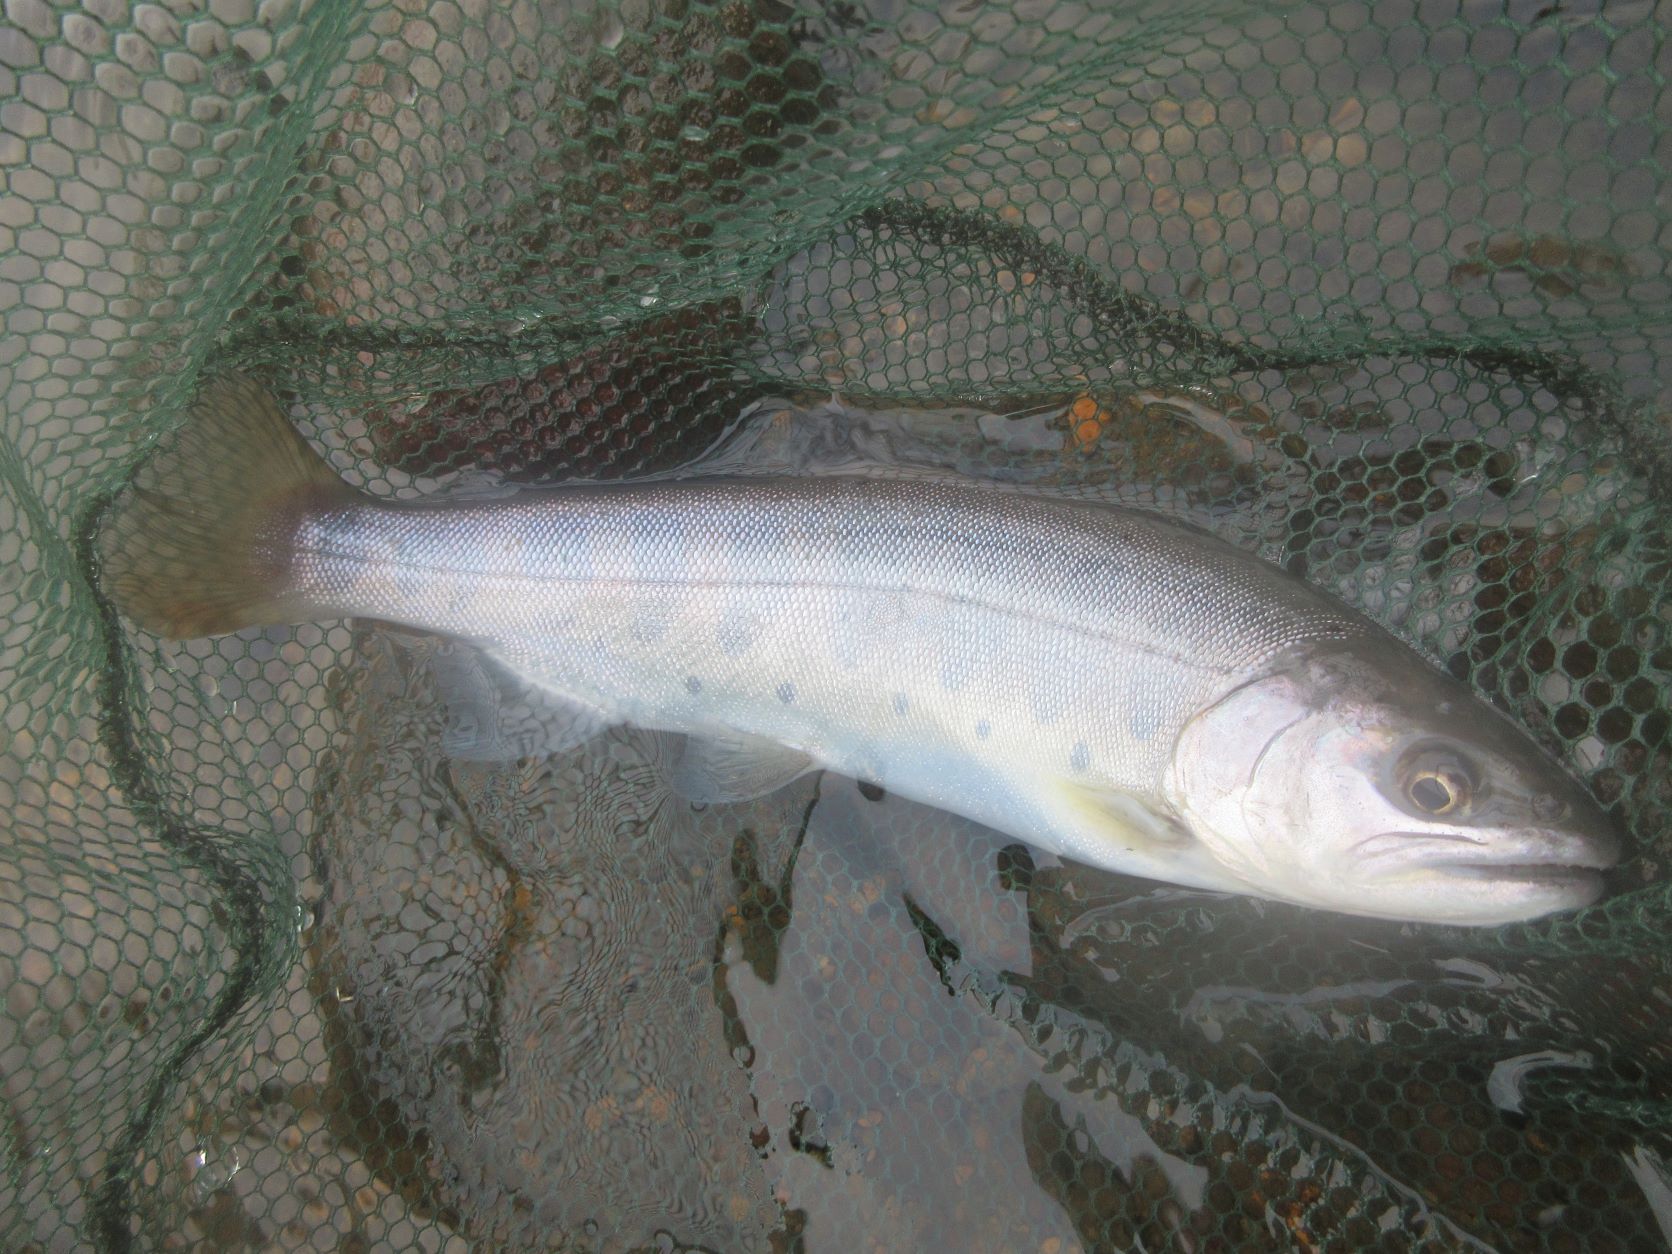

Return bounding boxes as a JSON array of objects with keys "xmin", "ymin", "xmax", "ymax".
[
  {"xmin": 99, "ymin": 375, "xmax": 1619, "ymax": 924},
  {"xmin": 286, "ymin": 478, "xmax": 1349, "ymax": 806}
]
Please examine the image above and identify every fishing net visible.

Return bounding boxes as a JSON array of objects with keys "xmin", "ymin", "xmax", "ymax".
[{"xmin": 3, "ymin": 0, "xmax": 1670, "ymax": 1247}]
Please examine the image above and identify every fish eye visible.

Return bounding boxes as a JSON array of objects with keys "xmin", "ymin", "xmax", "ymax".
[
  {"xmin": 1409, "ymin": 772, "xmax": 1459, "ymax": 814},
  {"xmin": 1400, "ymin": 747, "xmax": 1476, "ymax": 815}
]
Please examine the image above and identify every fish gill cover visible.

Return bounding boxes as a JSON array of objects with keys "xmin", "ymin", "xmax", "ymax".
[{"xmin": 1, "ymin": 0, "xmax": 1670, "ymax": 1249}]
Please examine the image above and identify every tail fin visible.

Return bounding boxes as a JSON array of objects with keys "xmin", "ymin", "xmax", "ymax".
[{"xmin": 98, "ymin": 374, "xmax": 360, "ymax": 638}]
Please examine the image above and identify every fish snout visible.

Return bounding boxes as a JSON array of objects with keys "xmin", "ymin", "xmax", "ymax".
[
  {"xmin": 1556, "ymin": 812, "xmax": 1622, "ymax": 871},
  {"xmin": 1352, "ymin": 811, "xmax": 1619, "ymax": 877},
  {"xmin": 1414, "ymin": 821, "xmax": 1620, "ymax": 877},
  {"xmin": 1524, "ymin": 780, "xmax": 1622, "ymax": 870}
]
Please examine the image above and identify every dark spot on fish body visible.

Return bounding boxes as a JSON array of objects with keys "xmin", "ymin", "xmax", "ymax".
[
  {"xmin": 1070, "ymin": 741, "xmax": 1090, "ymax": 773},
  {"xmin": 686, "ymin": 675, "xmax": 703, "ymax": 695},
  {"xmin": 975, "ymin": 719, "xmax": 991, "ymax": 739},
  {"xmin": 717, "ymin": 609, "xmax": 754, "ymax": 657},
  {"xmin": 777, "ymin": 681, "xmax": 796, "ymax": 704},
  {"xmin": 1128, "ymin": 707, "xmax": 1160, "ymax": 741},
  {"xmin": 893, "ymin": 692, "xmax": 910, "ymax": 716},
  {"xmin": 629, "ymin": 614, "xmax": 665, "ymax": 644}
]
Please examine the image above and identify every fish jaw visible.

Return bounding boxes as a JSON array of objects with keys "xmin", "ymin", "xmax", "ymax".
[{"xmin": 1345, "ymin": 823, "xmax": 1614, "ymax": 924}]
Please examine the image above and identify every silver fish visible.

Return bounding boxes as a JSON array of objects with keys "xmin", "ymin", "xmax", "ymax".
[{"xmin": 100, "ymin": 375, "xmax": 1619, "ymax": 924}]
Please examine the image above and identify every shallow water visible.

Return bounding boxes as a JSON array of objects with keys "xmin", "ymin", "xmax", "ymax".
[{"xmin": 284, "ymin": 392, "xmax": 1672, "ymax": 1251}]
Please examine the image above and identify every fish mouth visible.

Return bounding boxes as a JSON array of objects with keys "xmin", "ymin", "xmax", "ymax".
[
  {"xmin": 1427, "ymin": 861, "xmax": 1607, "ymax": 886},
  {"xmin": 1343, "ymin": 830, "xmax": 1615, "ymax": 922},
  {"xmin": 1360, "ymin": 828, "xmax": 1619, "ymax": 875},
  {"xmin": 1418, "ymin": 834, "xmax": 1614, "ymax": 906},
  {"xmin": 1425, "ymin": 861, "xmax": 1609, "ymax": 913}
]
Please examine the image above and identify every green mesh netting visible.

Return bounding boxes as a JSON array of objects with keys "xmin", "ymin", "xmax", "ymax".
[{"xmin": 4, "ymin": 0, "xmax": 1671, "ymax": 1247}]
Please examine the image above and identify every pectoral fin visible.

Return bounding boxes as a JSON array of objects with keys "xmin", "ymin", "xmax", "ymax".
[
  {"xmin": 667, "ymin": 730, "xmax": 816, "ymax": 804},
  {"xmin": 1047, "ymin": 779, "xmax": 1252, "ymax": 895},
  {"xmin": 1057, "ymin": 780, "xmax": 1193, "ymax": 852}
]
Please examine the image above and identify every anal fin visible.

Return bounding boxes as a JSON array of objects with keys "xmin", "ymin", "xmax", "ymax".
[
  {"xmin": 667, "ymin": 730, "xmax": 815, "ymax": 804},
  {"xmin": 400, "ymin": 633, "xmax": 613, "ymax": 761}
]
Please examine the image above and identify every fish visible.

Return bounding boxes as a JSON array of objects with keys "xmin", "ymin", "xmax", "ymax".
[{"xmin": 98, "ymin": 375, "xmax": 1620, "ymax": 925}]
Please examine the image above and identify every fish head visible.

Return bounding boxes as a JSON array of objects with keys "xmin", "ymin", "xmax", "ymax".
[{"xmin": 1163, "ymin": 641, "xmax": 1620, "ymax": 925}]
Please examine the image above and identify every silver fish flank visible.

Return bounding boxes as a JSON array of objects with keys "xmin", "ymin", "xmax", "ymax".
[{"xmin": 99, "ymin": 375, "xmax": 1619, "ymax": 924}]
